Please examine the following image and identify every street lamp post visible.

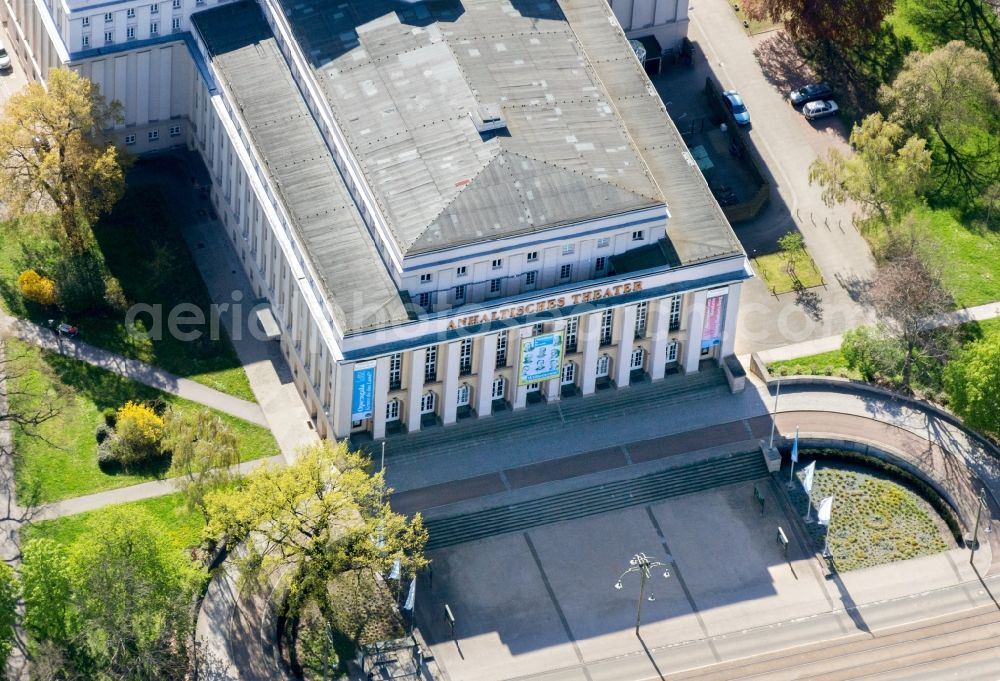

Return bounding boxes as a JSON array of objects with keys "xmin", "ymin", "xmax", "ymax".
[{"xmin": 615, "ymin": 552, "xmax": 670, "ymax": 636}]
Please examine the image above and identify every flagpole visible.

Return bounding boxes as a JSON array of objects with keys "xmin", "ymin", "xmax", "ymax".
[{"xmin": 768, "ymin": 380, "xmax": 781, "ymax": 451}]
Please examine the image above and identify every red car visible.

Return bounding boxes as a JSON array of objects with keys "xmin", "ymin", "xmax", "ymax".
[{"xmin": 55, "ymin": 322, "xmax": 78, "ymax": 337}]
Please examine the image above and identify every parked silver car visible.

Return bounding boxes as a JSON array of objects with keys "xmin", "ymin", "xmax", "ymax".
[
  {"xmin": 0, "ymin": 44, "xmax": 11, "ymax": 73},
  {"xmin": 802, "ymin": 100, "xmax": 839, "ymax": 120}
]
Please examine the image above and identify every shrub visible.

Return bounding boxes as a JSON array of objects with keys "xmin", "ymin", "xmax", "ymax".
[
  {"xmin": 95, "ymin": 424, "xmax": 110, "ymax": 445},
  {"xmin": 96, "ymin": 439, "xmax": 116, "ymax": 468},
  {"xmin": 842, "ymin": 326, "xmax": 905, "ymax": 382},
  {"xmin": 54, "ymin": 252, "xmax": 107, "ymax": 315},
  {"xmin": 112, "ymin": 402, "xmax": 164, "ymax": 468},
  {"xmin": 102, "ymin": 408, "xmax": 117, "ymax": 428},
  {"xmin": 17, "ymin": 270, "xmax": 57, "ymax": 306},
  {"xmin": 103, "ymin": 276, "xmax": 128, "ymax": 313}
]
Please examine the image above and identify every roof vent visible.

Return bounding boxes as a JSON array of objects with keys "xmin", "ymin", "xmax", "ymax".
[{"xmin": 469, "ymin": 103, "xmax": 506, "ymax": 134}]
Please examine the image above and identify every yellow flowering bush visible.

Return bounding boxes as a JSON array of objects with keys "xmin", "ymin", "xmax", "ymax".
[
  {"xmin": 111, "ymin": 401, "xmax": 164, "ymax": 468},
  {"xmin": 17, "ymin": 269, "xmax": 57, "ymax": 306}
]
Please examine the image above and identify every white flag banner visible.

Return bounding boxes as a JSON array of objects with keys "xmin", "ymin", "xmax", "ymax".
[
  {"xmin": 817, "ymin": 496, "xmax": 834, "ymax": 526},
  {"xmin": 802, "ymin": 461, "xmax": 816, "ymax": 494},
  {"xmin": 403, "ymin": 577, "xmax": 416, "ymax": 611},
  {"xmin": 388, "ymin": 559, "xmax": 401, "ymax": 580}
]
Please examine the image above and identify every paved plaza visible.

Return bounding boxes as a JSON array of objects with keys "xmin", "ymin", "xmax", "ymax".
[{"xmin": 415, "ymin": 482, "xmax": 992, "ymax": 681}]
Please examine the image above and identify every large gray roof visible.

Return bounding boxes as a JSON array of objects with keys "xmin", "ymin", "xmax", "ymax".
[
  {"xmin": 281, "ymin": 0, "xmax": 664, "ymax": 256},
  {"xmin": 192, "ymin": 3, "xmax": 411, "ymax": 333}
]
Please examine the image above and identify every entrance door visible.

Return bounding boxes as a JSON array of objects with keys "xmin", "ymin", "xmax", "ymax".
[
  {"xmin": 420, "ymin": 391, "xmax": 436, "ymax": 414},
  {"xmin": 561, "ymin": 361, "xmax": 576, "ymax": 385},
  {"xmin": 456, "ymin": 384, "xmax": 471, "ymax": 407},
  {"xmin": 596, "ymin": 355, "xmax": 610, "ymax": 378}
]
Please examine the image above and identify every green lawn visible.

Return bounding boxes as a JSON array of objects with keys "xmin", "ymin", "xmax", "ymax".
[
  {"xmin": 752, "ymin": 251, "xmax": 824, "ymax": 294},
  {"xmin": 0, "ymin": 187, "xmax": 254, "ymax": 401},
  {"xmin": 22, "ymin": 493, "xmax": 206, "ymax": 555},
  {"xmin": 767, "ymin": 349, "xmax": 860, "ymax": 379},
  {"xmin": 7, "ymin": 339, "xmax": 279, "ymax": 504},
  {"xmin": 916, "ymin": 207, "xmax": 1000, "ymax": 308}
]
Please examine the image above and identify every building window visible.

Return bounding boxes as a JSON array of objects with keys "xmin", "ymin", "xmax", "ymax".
[
  {"xmin": 417, "ymin": 292, "xmax": 431, "ymax": 308},
  {"xmin": 561, "ymin": 361, "xmax": 576, "ymax": 385},
  {"xmin": 148, "ymin": 129, "xmax": 159, "ymax": 142},
  {"xmin": 386, "ymin": 398, "xmax": 401, "ymax": 421},
  {"xmin": 565, "ymin": 316, "xmax": 578, "ymax": 352},
  {"xmin": 104, "ymin": 12, "xmax": 113, "ymax": 22},
  {"xmin": 419, "ymin": 273, "xmax": 432, "ymax": 283},
  {"xmin": 150, "ymin": 21, "xmax": 159, "ymax": 34},
  {"xmin": 169, "ymin": 125, "xmax": 181, "ymax": 136},
  {"xmin": 151, "ymin": 3, "xmax": 159, "ymax": 13},
  {"xmin": 491, "ymin": 376, "xmax": 506, "ymax": 400},
  {"xmin": 669, "ymin": 296, "xmax": 682, "ymax": 331},
  {"xmin": 454, "ymin": 284, "xmax": 466, "ymax": 302},
  {"xmin": 634, "ymin": 301, "xmax": 648, "ymax": 339},
  {"xmin": 533, "ymin": 323, "xmax": 544, "ymax": 335},
  {"xmin": 456, "ymin": 384, "xmax": 471, "ymax": 407},
  {"xmin": 173, "ymin": 0, "xmax": 181, "ymax": 7},
  {"xmin": 600, "ymin": 309, "xmax": 613, "ymax": 346},
  {"xmin": 527, "ymin": 251, "xmax": 538, "ymax": 262},
  {"xmin": 595, "ymin": 256, "xmax": 606, "ymax": 272},
  {"xmin": 701, "ymin": 346, "xmax": 711, "ymax": 357},
  {"xmin": 82, "ymin": 16, "xmax": 90, "ymax": 26},
  {"xmin": 666, "ymin": 340, "xmax": 679, "ymax": 364},
  {"xmin": 596, "ymin": 354, "xmax": 610, "ymax": 378},
  {"xmin": 424, "ymin": 346, "xmax": 438, "ymax": 382},
  {"xmin": 172, "ymin": 17, "xmax": 180, "ymax": 29},
  {"xmin": 562, "ymin": 244, "xmax": 575, "ymax": 255},
  {"xmin": 126, "ymin": 26, "xmax": 135, "ymax": 39},
  {"xmin": 459, "ymin": 338, "xmax": 473, "ymax": 375},
  {"xmin": 456, "ymin": 266, "xmax": 467, "ymax": 277},
  {"xmin": 124, "ymin": 134, "xmax": 136, "ymax": 146},
  {"xmin": 126, "ymin": 7, "xmax": 135, "ymax": 17},
  {"xmin": 495, "ymin": 332, "xmax": 508, "ymax": 368},
  {"xmin": 524, "ymin": 270, "xmax": 537, "ymax": 288},
  {"xmin": 630, "ymin": 347, "xmax": 644, "ymax": 370},
  {"xmin": 82, "ymin": 35, "xmax": 90, "ymax": 47},
  {"xmin": 104, "ymin": 31, "xmax": 114, "ymax": 44},
  {"xmin": 489, "ymin": 278, "xmax": 502, "ymax": 295},
  {"xmin": 632, "ymin": 230, "xmax": 645, "ymax": 241},
  {"xmin": 420, "ymin": 391, "xmax": 436, "ymax": 414},
  {"xmin": 388, "ymin": 353, "xmax": 402, "ymax": 390},
  {"xmin": 597, "ymin": 237, "xmax": 610, "ymax": 248},
  {"xmin": 559, "ymin": 264, "xmax": 572, "ymax": 280},
  {"xmin": 491, "ymin": 258, "xmax": 503, "ymax": 269}
]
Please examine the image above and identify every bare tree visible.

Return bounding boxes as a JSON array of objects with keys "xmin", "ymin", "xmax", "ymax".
[{"xmin": 866, "ymin": 252, "xmax": 956, "ymax": 392}]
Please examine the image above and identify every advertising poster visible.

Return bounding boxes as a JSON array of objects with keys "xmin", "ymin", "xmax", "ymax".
[
  {"xmin": 701, "ymin": 294, "xmax": 726, "ymax": 349},
  {"xmin": 351, "ymin": 361, "xmax": 376, "ymax": 421},
  {"xmin": 518, "ymin": 331, "xmax": 564, "ymax": 385}
]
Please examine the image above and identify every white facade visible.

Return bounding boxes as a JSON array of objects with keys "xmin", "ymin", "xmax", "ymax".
[
  {"xmin": 608, "ymin": 0, "xmax": 690, "ymax": 49},
  {"xmin": 4, "ymin": 0, "xmax": 749, "ymax": 443}
]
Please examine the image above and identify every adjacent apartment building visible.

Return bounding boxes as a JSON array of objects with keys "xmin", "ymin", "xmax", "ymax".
[{"xmin": 0, "ymin": 0, "xmax": 748, "ymax": 441}]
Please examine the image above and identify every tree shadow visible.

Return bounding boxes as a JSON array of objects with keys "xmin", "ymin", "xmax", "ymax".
[
  {"xmin": 795, "ymin": 287, "xmax": 823, "ymax": 321},
  {"xmin": 753, "ymin": 31, "xmax": 815, "ymax": 95}
]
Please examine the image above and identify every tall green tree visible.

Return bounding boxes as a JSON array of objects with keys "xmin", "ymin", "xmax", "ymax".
[
  {"xmin": 945, "ymin": 336, "xmax": 1000, "ymax": 437},
  {"xmin": 0, "ymin": 562, "xmax": 17, "ymax": 672},
  {"xmin": 739, "ymin": 0, "xmax": 893, "ymax": 48},
  {"xmin": 878, "ymin": 41, "xmax": 1000, "ymax": 207},
  {"xmin": 20, "ymin": 538, "xmax": 71, "ymax": 646},
  {"xmin": 0, "ymin": 68, "xmax": 125, "ymax": 255},
  {"xmin": 903, "ymin": 0, "xmax": 1000, "ymax": 82},
  {"xmin": 164, "ymin": 407, "xmax": 241, "ymax": 519},
  {"xmin": 809, "ymin": 113, "xmax": 932, "ymax": 234},
  {"xmin": 204, "ymin": 441, "xmax": 428, "ymax": 617}
]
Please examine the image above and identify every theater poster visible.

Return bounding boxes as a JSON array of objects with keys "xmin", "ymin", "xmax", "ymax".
[
  {"xmin": 518, "ymin": 331, "xmax": 564, "ymax": 385},
  {"xmin": 701, "ymin": 293, "xmax": 727, "ymax": 349}
]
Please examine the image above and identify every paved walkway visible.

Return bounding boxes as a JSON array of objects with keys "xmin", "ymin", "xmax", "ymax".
[
  {"xmin": 755, "ymin": 300, "xmax": 1000, "ymax": 364},
  {"xmin": 0, "ymin": 309, "xmax": 268, "ymax": 427}
]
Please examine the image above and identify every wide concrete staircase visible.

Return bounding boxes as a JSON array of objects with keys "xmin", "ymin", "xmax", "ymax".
[
  {"xmin": 424, "ymin": 448, "xmax": 767, "ymax": 550},
  {"xmin": 368, "ymin": 366, "xmax": 729, "ymax": 466}
]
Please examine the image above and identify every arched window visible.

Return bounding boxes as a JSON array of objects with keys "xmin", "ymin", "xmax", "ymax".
[
  {"xmin": 456, "ymin": 384, "xmax": 471, "ymax": 407},
  {"xmin": 385, "ymin": 398, "xmax": 400, "ymax": 421},
  {"xmin": 630, "ymin": 347, "xmax": 645, "ymax": 370},
  {"xmin": 561, "ymin": 361, "xmax": 576, "ymax": 385},
  {"xmin": 596, "ymin": 354, "xmax": 610, "ymax": 377},
  {"xmin": 420, "ymin": 391, "xmax": 436, "ymax": 414},
  {"xmin": 491, "ymin": 376, "xmax": 506, "ymax": 400},
  {"xmin": 666, "ymin": 340, "xmax": 679, "ymax": 364}
]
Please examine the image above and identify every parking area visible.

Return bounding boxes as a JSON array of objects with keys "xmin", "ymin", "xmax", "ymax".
[{"xmin": 416, "ymin": 481, "xmax": 832, "ymax": 681}]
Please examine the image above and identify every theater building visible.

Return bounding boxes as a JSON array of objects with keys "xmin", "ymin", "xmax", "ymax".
[{"xmin": 4, "ymin": 0, "xmax": 750, "ymax": 441}]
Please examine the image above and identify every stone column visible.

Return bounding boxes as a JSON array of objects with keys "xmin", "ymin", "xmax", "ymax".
[
  {"xmin": 615, "ymin": 305, "xmax": 637, "ymax": 388},
  {"xmin": 332, "ymin": 361, "xmax": 354, "ymax": 439},
  {"xmin": 545, "ymin": 320, "xmax": 566, "ymax": 402},
  {"xmin": 682, "ymin": 289, "xmax": 708, "ymax": 373},
  {"xmin": 513, "ymin": 327, "xmax": 531, "ymax": 410},
  {"xmin": 580, "ymin": 311, "xmax": 601, "ymax": 395},
  {"xmin": 476, "ymin": 333, "xmax": 498, "ymax": 417},
  {"xmin": 648, "ymin": 297, "xmax": 671, "ymax": 382},
  {"xmin": 442, "ymin": 341, "xmax": 461, "ymax": 425},
  {"xmin": 371, "ymin": 355, "xmax": 391, "ymax": 440},
  {"xmin": 720, "ymin": 283, "xmax": 742, "ymax": 358},
  {"xmin": 406, "ymin": 348, "xmax": 426, "ymax": 433}
]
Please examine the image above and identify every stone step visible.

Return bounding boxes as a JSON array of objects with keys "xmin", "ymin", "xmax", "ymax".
[{"xmin": 424, "ymin": 449, "xmax": 767, "ymax": 550}]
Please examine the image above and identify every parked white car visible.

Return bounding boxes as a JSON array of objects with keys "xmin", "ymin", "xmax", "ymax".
[
  {"xmin": 0, "ymin": 43, "xmax": 11, "ymax": 73},
  {"xmin": 802, "ymin": 100, "xmax": 838, "ymax": 120}
]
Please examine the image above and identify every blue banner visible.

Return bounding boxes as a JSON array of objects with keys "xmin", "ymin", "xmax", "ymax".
[
  {"xmin": 518, "ymin": 332, "xmax": 564, "ymax": 386},
  {"xmin": 351, "ymin": 363, "xmax": 375, "ymax": 421}
]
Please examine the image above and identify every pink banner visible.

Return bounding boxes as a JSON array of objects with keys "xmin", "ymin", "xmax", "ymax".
[{"xmin": 701, "ymin": 294, "xmax": 726, "ymax": 348}]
